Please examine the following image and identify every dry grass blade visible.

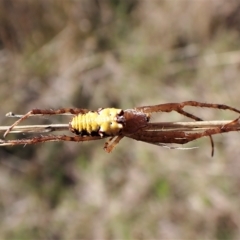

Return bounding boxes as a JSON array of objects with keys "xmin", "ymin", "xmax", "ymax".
[
  {"xmin": 0, "ymin": 120, "xmax": 239, "ymax": 135},
  {"xmin": 0, "ymin": 124, "xmax": 69, "ymax": 134}
]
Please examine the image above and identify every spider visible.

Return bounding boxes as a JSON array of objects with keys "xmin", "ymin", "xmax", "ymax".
[{"xmin": 1, "ymin": 101, "xmax": 240, "ymax": 156}]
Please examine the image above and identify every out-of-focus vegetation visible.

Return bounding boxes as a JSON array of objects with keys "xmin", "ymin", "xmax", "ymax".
[{"xmin": 1, "ymin": 0, "xmax": 240, "ymax": 239}]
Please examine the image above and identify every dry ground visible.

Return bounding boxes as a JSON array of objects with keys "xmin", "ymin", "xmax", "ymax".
[{"xmin": 1, "ymin": 0, "xmax": 240, "ymax": 239}]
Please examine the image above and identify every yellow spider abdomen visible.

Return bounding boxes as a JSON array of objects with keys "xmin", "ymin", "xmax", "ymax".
[
  {"xmin": 70, "ymin": 108, "xmax": 124, "ymax": 136},
  {"xmin": 71, "ymin": 111, "xmax": 99, "ymax": 134}
]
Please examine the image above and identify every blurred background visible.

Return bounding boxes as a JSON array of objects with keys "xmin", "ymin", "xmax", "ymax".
[{"xmin": 1, "ymin": 0, "xmax": 240, "ymax": 239}]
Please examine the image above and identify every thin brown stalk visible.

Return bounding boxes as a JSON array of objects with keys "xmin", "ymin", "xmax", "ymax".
[{"xmin": 0, "ymin": 120, "xmax": 239, "ymax": 135}]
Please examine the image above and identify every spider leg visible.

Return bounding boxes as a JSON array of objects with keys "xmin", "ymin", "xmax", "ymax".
[
  {"xmin": 0, "ymin": 134, "xmax": 104, "ymax": 146},
  {"xmin": 135, "ymin": 101, "xmax": 240, "ymax": 155},
  {"xmin": 135, "ymin": 101, "xmax": 240, "ymax": 116},
  {"xmin": 126, "ymin": 119, "xmax": 239, "ymax": 156},
  {"xmin": 137, "ymin": 102, "xmax": 215, "ymax": 152},
  {"xmin": 172, "ymin": 107, "xmax": 215, "ymax": 153},
  {"xmin": 4, "ymin": 108, "xmax": 90, "ymax": 138},
  {"xmin": 104, "ymin": 135, "xmax": 124, "ymax": 153}
]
